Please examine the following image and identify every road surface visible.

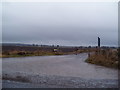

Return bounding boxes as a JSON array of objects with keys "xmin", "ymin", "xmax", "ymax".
[{"xmin": 2, "ymin": 53, "xmax": 118, "ymax": 88}]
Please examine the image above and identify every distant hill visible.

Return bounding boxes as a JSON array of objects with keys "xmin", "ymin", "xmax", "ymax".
[
  {"xmin": 1, "ymin": 43, "xmax": 33, "ymax": 46},
  {"xmin": 1, "ymin": 43, "xmax": 118, "ymax": 49}
]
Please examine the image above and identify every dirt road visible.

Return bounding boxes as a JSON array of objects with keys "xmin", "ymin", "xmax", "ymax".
[{"xmin": 2, "ymin": 53, "xmax": 118, "ymax": 88}]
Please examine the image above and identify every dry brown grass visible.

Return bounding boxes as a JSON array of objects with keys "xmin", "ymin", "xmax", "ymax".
[
  {"xmin": 86, "ymin": 49, "xmax": 119, "ymax": 69},
  {"xmin": 1, "ymin": 46, "xmax": 97, "ymax": 58},
  {"xmin": 1, "ymin": 50, "xmax": 66, "ymax": 58}
]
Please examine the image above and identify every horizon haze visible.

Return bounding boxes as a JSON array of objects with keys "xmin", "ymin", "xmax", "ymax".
[{"xmin": 2, "ymin": 2, "xmax": 118, "ymax": 46}]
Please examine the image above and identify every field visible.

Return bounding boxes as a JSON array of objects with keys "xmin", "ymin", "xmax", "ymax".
[{"xmin": 1, "ymin": 45, "xmax": 94, "ymax": 58}]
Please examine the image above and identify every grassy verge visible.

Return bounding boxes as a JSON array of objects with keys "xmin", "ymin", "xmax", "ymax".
[
  {"xmin": 1, "ymin": 45, "xmax": 97, "ymax": 58},
  {"xmin": 85, "ymin": 49, "xmax": 119, "ymax": 69},
  {"xmin": 1, "ymin": 49, "xmax": 93, "ymax": 58},
  {"xmin": 1, "ymin": 52, "xmax": 65, "ymax": 58}
]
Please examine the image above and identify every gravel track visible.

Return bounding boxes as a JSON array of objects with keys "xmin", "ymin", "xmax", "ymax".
[
  {"xmin": 2, "ymin": 72, "xmax": 118, "ymax": 88},
  {"xmin": 2, "ymin": 53, "xmax": 118, "ymax": 88}
]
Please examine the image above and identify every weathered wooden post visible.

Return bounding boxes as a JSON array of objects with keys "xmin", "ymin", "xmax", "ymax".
[
  {"xmin": 98, "ymin": 37, "xmax": 100, "ymax": 48},
  {"xmin": 98, "ymin": 37, "xmax": 101, "ymax": 54}
]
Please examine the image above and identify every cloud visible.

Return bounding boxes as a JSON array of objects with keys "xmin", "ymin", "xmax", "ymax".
[{"xmin": 2, "ymin": 2, "xmax": 118, "ymax": 46}]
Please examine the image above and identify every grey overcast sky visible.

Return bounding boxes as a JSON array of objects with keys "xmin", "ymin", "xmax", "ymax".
[{"xmin": 2, "ymin": 2, "xmax": 118, "ymax": 46}]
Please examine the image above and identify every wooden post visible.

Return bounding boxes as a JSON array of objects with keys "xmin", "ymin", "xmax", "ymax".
[
  {"xmin": 98, "ymin": 37, "xmax": 101, "ymax": 54},
  {"xmin": 98, "ymin": 37, "xmax": 100, "ymax": 48}
]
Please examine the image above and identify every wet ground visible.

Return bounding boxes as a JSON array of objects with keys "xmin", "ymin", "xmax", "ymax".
[{"xmin": 2, "ymin": 53, "xmax": 118, "ymax": 88}]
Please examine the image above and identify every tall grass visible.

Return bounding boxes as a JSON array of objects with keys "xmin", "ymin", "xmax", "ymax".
[{"xmin": 86, "ymin": 48, "xmax": 119, "ymax": 69}]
